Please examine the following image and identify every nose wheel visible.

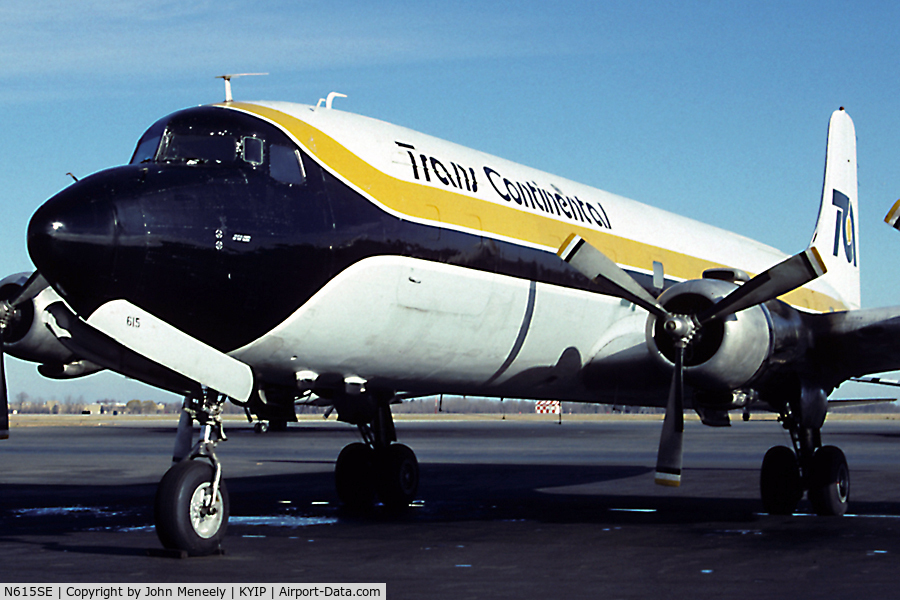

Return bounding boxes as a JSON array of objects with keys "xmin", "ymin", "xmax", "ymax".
[
  {"xmin": 155, "ymin": 391, "xmax": 230, "ymax": 556},
  {"xmin": 154, "ymin": 459, "xmax": 229, "ymax": 555}
]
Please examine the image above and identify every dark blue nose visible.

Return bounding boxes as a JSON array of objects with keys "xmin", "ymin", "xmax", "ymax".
[{"xmin": 27, "ymin": 174, "xmax": 121, "ymax": 317}]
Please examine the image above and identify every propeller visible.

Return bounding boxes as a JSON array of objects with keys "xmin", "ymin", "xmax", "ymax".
[
  {"xmin": 558, "ymin": 234, "xmax": 826, "ymax": 486},
  {"xmin": 0, "ymin": 330, "xmax": 6, "ymax": 439},
  {"xmin": 0, "ymin": 272, "xmax": 48, "ymax": 439}
]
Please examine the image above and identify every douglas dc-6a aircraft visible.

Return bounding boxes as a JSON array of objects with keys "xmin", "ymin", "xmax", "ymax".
[{"xmin": 0, "ymin": 82, "xmax": 896, "ymax": 555}]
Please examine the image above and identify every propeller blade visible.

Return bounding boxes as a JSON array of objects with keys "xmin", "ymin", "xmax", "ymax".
[
  {"xmin": 655, "ymin": 344, "xmax": 685, "ymax": 487},
  {"xmin": 885, "ymin": 199, "xmax": 900, "ymax": 231},
  {"xmin": 696, "ymin": 247, "xmax": 826, "ymax": 325},
  {"xmin": 10, "ymin": 272, "xmax": 47, "ymax": 308},
  {"xmin": 558, "ymin": 234, "xmax": 668, "ymax": 319},
  {"xmin": 0, "ymin": 270, "xmax": 47, "ymax": 441},
  {"xmin": 0, "ymin": 297, "xmax": 10, "ymax": 440},
  {"xmin": 0, "ymin": 343, "xmax": 8, "ymax": 440}
]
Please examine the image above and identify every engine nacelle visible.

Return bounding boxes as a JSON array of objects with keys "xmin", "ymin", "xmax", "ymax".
[
  {"xmin": 646, "ymin": 278, "xmax": 782, "ymax": 391},
  {"xmin": 0, "ymin": 272, "xmax": 98, "ymax": 375}
]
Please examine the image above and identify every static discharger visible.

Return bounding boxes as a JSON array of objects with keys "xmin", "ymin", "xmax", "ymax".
[{"xmin": 216, "ymin": 73, "xmax": 269, "ymax": 103}]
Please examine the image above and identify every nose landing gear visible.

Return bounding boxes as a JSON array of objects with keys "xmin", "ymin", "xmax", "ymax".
[{"xmin": 154, "ymin": 391, "xmax": 229, "ymax": 556}]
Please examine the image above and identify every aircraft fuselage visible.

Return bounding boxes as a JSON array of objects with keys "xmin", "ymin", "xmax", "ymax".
[{"xmin": 25, "ymin": 102, "xmax": 851, "ymax": 404}]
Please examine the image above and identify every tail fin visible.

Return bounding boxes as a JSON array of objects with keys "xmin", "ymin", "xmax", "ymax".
[{"xmin": 809, "ymin": 108, "xmax": 860, "ymax": 310}]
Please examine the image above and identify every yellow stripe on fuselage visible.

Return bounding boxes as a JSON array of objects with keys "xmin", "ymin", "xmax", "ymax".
[{"xmin": 227, "ymin": 102, "xmax": 846, "ymax": 313}]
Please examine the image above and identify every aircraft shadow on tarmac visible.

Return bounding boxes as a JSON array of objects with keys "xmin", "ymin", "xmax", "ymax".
[{"xmin": 6, "ymin": 458, "xmax": 900, "ymax": 550}]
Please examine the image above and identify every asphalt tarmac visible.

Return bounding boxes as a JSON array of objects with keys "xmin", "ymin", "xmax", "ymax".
[{"xmin": 2, "ymin": 414, "xmax": 900, "ymax": 599}]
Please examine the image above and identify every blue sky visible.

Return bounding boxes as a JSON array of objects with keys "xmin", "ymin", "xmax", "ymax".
[{"xmin": 2, "ymin": 0, "xmax": 899, "ymax": 403}]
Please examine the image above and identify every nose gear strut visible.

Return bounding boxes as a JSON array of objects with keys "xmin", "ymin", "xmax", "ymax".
[{"xmin": 154, "ymin": 389, "xmax": 230, "ymax": 556}]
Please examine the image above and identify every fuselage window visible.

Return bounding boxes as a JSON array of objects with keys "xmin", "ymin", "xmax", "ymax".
[
  {"xmin": 242, "ymin": 137, "xmax": 264, "ymax": 166},
  {"xmin": 269, "ymin": 144, "xmax": 306, "ymax": 185}
]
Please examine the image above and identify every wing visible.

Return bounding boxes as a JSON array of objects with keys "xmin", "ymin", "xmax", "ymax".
[{"xmin": 806, "ymin": 306, "xmax": 900, "ymax": 384}]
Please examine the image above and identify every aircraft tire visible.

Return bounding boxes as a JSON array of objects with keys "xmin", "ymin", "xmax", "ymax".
[
  {"xmin": 154, "ymin": 460, "xmax": 229, "ymax": 556},
  {"xmin": 760, "ymin": 445, "xmax": 802, "ymax": 515},
  {"xmin": 376, "ymin": 443, "xmax": 419, "ymax": 511},
  {"xmin": 268, "ymin": 419, "xmax": 288, "ymax": 432},
  {"xmin": 808, "ymin": 445, "xmax": 849, "ymax": 516},
  {"xmin": 335, "ymin": 442, "xmax": 376, "ymax": 510}
]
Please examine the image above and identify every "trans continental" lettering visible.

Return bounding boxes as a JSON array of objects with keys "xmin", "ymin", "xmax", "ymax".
[
  {"xmin": 483, "ymin": 166, "xmax": 611, "ymax": 230},
  {"xmin": 396, "ymin": 141, "xmax": 611, "ymax": 230}
]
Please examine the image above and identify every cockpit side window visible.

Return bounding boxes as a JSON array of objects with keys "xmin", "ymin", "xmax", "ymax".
[
  {"xmin": 242, "ymin": 137, "xmax": 264, "ymax": 166},
  {"xmin": 269, "ymin": 144, "xmax": 306, "ymax": 185}
]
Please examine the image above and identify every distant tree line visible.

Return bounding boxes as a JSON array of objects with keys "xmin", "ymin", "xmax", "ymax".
[
  {"xmin": 391, "ymin": 396, "xmax": 664, "ymax": 415},
  {"xmin": 830, "ymin": 401, "xmax": 900, "ymax": 414},
  {"xmin": 10, "ymin": 392, "xmax": 88, "ymax": 415},
  {"xmin": 8, "ymin": 393, "xmax": 662, "ymax": 416},
  {"xmin": 10, "ymin": 392, "xmax": 180, "ymax": 415},
  {"xmin": 9, "ymin": 392, "xmax": 897, "ymax": 416}
]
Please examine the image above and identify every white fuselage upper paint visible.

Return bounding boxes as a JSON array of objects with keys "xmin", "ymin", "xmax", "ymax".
[{"xmin": 241, "ymin": 101, "xmax": 849, "ymax": 304}]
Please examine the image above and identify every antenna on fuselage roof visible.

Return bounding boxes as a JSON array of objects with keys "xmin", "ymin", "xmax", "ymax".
[
  {"xmin": 215, "ymin": 73, "xmax": 268, "ymax": 103},
  {"xmin": 316, "ymin": 92, "xmax": 347, "ymax": 110}
]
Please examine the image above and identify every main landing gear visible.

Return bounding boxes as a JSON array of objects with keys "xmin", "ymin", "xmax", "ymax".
[
  {"xmin": 759, "ymin": 398, "xmax": 849, "ymax": 516},
  {"xmin": 334, "ymin": 396, "xmax": 420, "ymax": 512},
  {"xmin": 154, "ymin": 391, "xmax": 229, "ymax": 556}
]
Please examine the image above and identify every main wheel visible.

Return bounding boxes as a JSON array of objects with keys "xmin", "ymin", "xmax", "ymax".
[
  {"xmin": 377, "ymin": 443, "xmax": 419, "ymax": 511},
  {"xmin": 808, "ymin": 445, "xmax": 849, "ymax": 516},
  {"xmin": 154, "ymin": 460, "xmax": 229, "ymax": 556},
  {"xmin": 268, "ymin": 419, "xmax": 288, "ymax": 432},
  {"xmin": 760, "ymin": 445, "xmax": 802, "ymax": 515},
  {"xmin": 335, "ymin": 442, "xmax": 376, "ymax": 510}
]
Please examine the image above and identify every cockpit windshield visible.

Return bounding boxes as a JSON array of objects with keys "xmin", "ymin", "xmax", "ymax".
[
  {"xmin": 158, "ymin": 132, "xmax": 238, "ymax": 165},
  {"xmin": 128, "ymin": 106, "xmax": 307, "ymax": 186},
  {"xmin": 130, "ymin": 118, "xmax": 166, "ymax": 164}
]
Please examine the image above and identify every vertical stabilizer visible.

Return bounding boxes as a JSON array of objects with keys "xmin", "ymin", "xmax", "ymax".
[{"xmin": 809, "ymin": 108, "xmax": 860, "ymax": 310}]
